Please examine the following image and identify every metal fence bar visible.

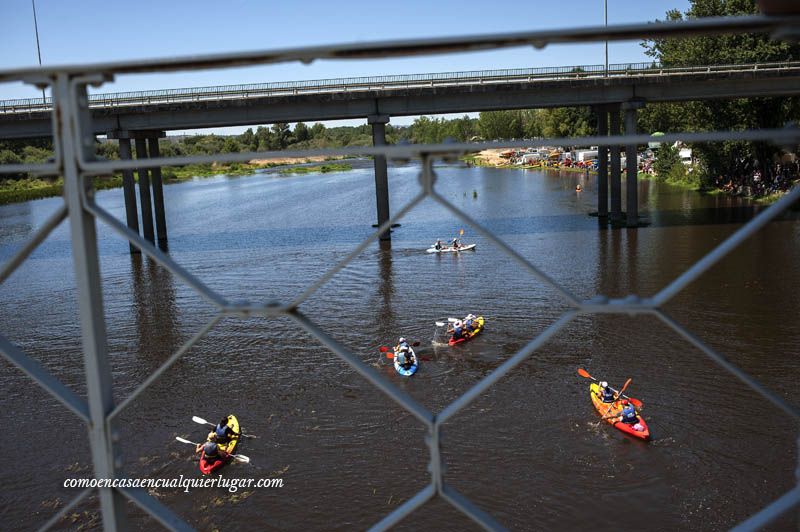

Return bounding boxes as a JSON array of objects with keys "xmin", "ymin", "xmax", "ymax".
[
  {"xmin": 3, "ymin": 60, "xmax": 799, "ymax": 113},
  {"xmin": 288, "ymin": 310, "xmax": 434, "ymax": 427},
  {"xmin": 57, "ymin": 73, "xmax": 128, "ymax": 530},
  {"xmin": 655, "ymin": 310, "xmax": 800, "ymax": 420},
  {"xmin": 730, "ymin": 486, "xmax": 800, "ymax": 532},
  {"xmin": 0, "ymin": 15, "xmax": 796, "ymax": 80},
  {"xmin": 367, "ymin": 484, "xmax": 437, "ymax": 531},
  {"xmin": 0, "ymin": 333, "xmax": 90, "ymax": 422},
  {"xmin": 0, "ymin": 203, "xmax": 66, "ymax": 284},
  {"xmin": 441, "ymin": 483, "xmax": 507, "ymax": 531},
  {"xmin": 288, "ymin": 190, "xmax": 428, "ymax": 309},
  {"xmin": 430, "ymin": 191, "xmax": 582, "ymax": 308},
  {"xmin": 37, "ymin": 488, "xmax": 92, "ymax": 532},
  {"xmin": 66, "ymin": 128, "xmax": 800, "ymax": 176},
  {"xmin": 654, "ymin": 185, "xmax": 800, "ymax": 306},
  {"xmin": 84, "ymin": 199, "xmax": 228, "ymax": 310},
  {"xmin": 117, "ymin": 487, "xmax": 195, "ymax": 532},
  {"xmin": 437, "ymin": 312, "xmax": 577, "ymax": 425}
]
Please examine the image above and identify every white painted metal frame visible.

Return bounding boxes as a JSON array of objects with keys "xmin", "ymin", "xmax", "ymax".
[{"xmin": 0, "ymin": 13, "xmax": 798, "ymax": 532}]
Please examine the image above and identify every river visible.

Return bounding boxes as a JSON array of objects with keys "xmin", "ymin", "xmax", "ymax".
[{"xmin": 1, "ymin": 160, "xmax": 798, "ymax": 531}]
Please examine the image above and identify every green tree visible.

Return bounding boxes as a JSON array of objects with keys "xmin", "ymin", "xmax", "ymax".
[
  {"xmin": 294, "ymin": 122, "xmax": 310, "ymax": 143},
  {"xmin": 640, "ymin": 0, "xmax": 800, "ymax": 187}
]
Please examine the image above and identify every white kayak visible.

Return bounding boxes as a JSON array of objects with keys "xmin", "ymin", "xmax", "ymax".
[{"xmin": 426, "ymin": 244, "xmax": 476, "ymax": 253}]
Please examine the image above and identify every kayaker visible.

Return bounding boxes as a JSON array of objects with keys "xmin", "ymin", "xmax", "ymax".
[
  {"xmin": 214, "ymin": 416, "xmax": 236, "ymax": 445},
  {"xmin": 451, "ymin": 237, "xmax": 460, "ymax": 249},
  {"xmin": 464, "ymin": 314, "xmax": 477, "ymax": 332},
  {"xmin": 396, "ymin": 337, "xmax": 409, "ymax": 351},
  {"xmin": 598, "ymin": 381, "xmax": 616, "ymax": 403},
  {"xmin": 618, "ymin": 400, "xmax": 639, "ymax": 424},
  {"xmin": 395, "ymin": 345, "xmax": 414, "ymax": 369},
  {"xmin": 196, "ymin": 433, "xmax": 229, "ymax": 463},
  {"xmin": 433, "ymin": 239, "xmax": 443, "ymax": 250},
  {"xmin": 449, "ymin": 320, "xmax": 465, "ymax": 341},
  {"xmin": 604, "ymin": 399, "xmax": 639, "ymax": 425}
]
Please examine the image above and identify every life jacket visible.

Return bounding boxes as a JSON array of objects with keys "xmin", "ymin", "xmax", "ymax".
[
  {"xmin": 465, "ymin": 319, "xmax": 474, "ymax": 330},
  {"xmin": 215, "ymin": 423, "xmax": 230, "ymax": 443},
  {"xmin": 452, "ymin": 327, "xmax": 463, "ymax": 338},
  {"xmin": 202, "ymin": 442, "xmax": 220, "ymax": 460},
  {"xmin": 600, "ymin": 387, "xmax": 616, "ymax": 402},
  {"xmin": 621, "ymin": 405, "xmax": 637, "ymax": 423},
  {"xmin": 395, "ymin": 351, "xmax": 407, "ymax": 365}
]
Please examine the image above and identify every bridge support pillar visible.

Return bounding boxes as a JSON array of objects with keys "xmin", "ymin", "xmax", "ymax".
[
  {"xmin": 369, "ymin": 114, "xmax": 391, "ymax": 241},
  {"xmin": 596, "ymin": 105, "xmax": 609, "ymax": 218},
  {"xmin": 134, "ymin": 138, "xmax": 155, "ymax": 243},
  {"xmin": 609, "ymin": 105, "xmax": 622, "ymax": 223},
  {"xmin": 147, "ymin": 136, "xmax": 168, "ymax": 243},
  {"xmin": 623, "ymin": 101, "xmax": 644, "ymax": 228},
  {"xmin": 117, "ymin": 137, "xmax": 140, "ymax": 254}
]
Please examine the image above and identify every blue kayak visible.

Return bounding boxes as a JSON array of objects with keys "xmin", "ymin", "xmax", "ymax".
[{"xmin": 394, "ymin": 347, "xmax": 418, "ymax": 376}]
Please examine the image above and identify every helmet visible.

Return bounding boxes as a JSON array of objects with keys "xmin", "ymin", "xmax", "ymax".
[
  {"xmin": 600, "ymin": 381, "xmax": 608, "ymax": 388},
  {"xmin": 467, "ymin": 314, "xmax": 476, "ymax": 320},
  {"xmin": 454, "ymin": 320, "xmax": 463, "ymax": 327},
  {"xmin": 621, "ymin": 400, "xmax": 630, "ymax": 406},
  {"xmin": 399, "ymin": 337, "xmax": 406, "ymax": 344}
]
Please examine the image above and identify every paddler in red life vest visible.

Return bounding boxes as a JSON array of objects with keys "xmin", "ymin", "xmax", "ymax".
[
  {"xmin": 195, "ymin": 433, "xmax": 229, "ymax": 464},
  {"xmin": 214, "ymin": 416, "xmax": 236, "ymax": 445}
]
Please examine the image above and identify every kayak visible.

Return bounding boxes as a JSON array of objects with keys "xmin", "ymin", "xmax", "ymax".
[
  {"xmin": 589, "ymin": 383, "xmax": 650, "ymax": 441},
  {"xmin": 426, "ymin": 244, "xmax": 477, "ymax": 253},
  {"xmin": 449, "ymin": 316, "xmax": 485, "ymax": 346},
  {"xmin": 199, "ymin": 414, "xmax": 240, "ymax": 474},
  {"xmin": 394, "ymin": 347, "xmax": 419, "ymax": 376}
]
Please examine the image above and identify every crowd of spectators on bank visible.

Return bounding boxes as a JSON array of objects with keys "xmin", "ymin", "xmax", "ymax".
[{"xmin": 713, "ymin": 159, "xmax": 799, "ymax": 197}]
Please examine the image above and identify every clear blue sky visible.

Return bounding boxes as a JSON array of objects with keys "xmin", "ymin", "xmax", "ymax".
[{"xmin": 0, "ymin": 0, "xmax": 690, "ymax": 131}]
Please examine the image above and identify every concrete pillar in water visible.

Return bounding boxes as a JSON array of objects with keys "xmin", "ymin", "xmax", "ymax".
[
  {"xmin": 596, "ymin": 105, "xmax": 609, "ymax": 218},
  {"xmin": 135, "ymin": 137, "xmax": 155, "ymax": 243},
  {"xmin": 147, "ymin": 135, "xmax": 168, "ymax": 243},
  {"xmin": 623, "ymin": 101, "xmax": 644, "ymax": 228},
  {"xmin": 369, "ymin": 114, "xmax": 391, "ymax": 240},
  {"xmin": 609, "ymin": 105, "xmax": 622, "ymax": 223},
  {"xmin": 117, "ymin": 136, "xmax": 140, "ymax": 253}
]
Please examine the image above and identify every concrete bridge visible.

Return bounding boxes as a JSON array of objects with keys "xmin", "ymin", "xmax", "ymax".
[{"xmin": 2, "ymin": 60, "xmax": 798, "ymax": 242}]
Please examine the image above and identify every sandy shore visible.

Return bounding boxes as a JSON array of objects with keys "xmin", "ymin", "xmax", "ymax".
[
  {"xmin": 471, "ymin": 149, "xmax": 515, "ymax": 166},
  {"xmin": 248, "ymin": 155, "xmax": 337, "ymax": 166}
]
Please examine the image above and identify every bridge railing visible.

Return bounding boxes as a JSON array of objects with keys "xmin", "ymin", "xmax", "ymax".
[
  {"xmin": 0, "ymin": 12, "xmax": 799, "ymax": 532},
  {"xmin": 2, "ymin": 60, "xmax": 800, "ymax": 114}
]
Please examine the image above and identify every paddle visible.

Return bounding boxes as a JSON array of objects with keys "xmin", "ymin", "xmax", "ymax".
[
  {"xmin": 191, "ymin": 416, "xmax": 257, "ymax": 439},
  {"xmin": 602, "ymin": 378, "xmax": 632, "ymax": 419},
  {"xmin": 175, "ymin": 437, "xmax": 250, "ymax": 464},
  {"xmin": 577, "ymin": 368, "xmax": 643, "ymax": 408}
]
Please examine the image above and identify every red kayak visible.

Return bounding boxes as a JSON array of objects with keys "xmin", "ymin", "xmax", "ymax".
[
  {"xmin": 199, "ymin": 451, "xmax": 230, "ymax": 474},
  {"xmin": 449, "ymin": 316, "xmax": 485, "ymax": 346}
]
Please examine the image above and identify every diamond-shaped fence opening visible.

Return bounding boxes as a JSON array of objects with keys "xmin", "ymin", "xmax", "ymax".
[{"xmin": 1, "ymin": 15, "xmax": 800, "ymax": 531}]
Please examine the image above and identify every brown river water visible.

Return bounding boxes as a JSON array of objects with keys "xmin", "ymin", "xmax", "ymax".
[{"xmin": 0, "ymin": 160, "xmax": 798, "ymax": 531}]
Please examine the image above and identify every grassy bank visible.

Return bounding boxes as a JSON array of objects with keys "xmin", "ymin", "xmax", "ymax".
[
  {"xmin": 277, "ymin": 163, "xmax": 353, "ymax": 176},
  {"xmin": 0, "ymin": 158, "xmax": 351, "ymax": 206}
]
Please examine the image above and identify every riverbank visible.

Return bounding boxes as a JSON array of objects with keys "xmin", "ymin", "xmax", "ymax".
[{"xmin": 0, "ymin": 156, "xmax": 349, "ymax": 206}]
